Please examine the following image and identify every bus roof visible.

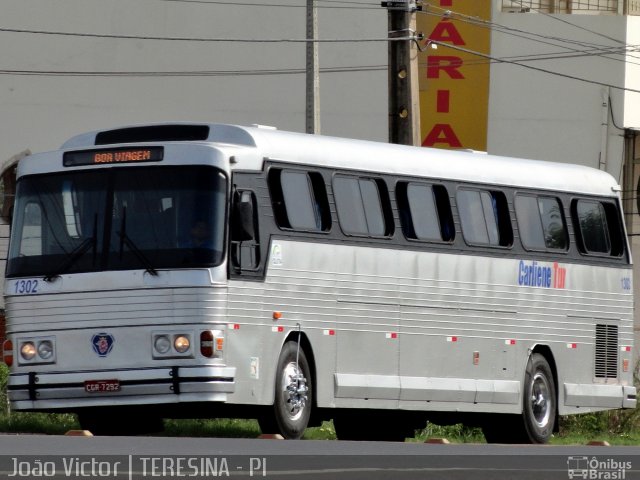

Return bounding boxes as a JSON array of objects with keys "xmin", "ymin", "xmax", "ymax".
[{"xmin": 60, "ymin": 122, "xmax": 620, "ymax": 197}]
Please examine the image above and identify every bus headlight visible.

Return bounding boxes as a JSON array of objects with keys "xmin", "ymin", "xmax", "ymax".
[
  {"xmin": 154, "ymin": 335, "xmax": 171, "ymax": 354},
  {"xmin": 37, "ymin": 340, "xmax": 54, "ymax": 360},
  {"xmin": 174, "ymin": 335, "xmax": 191, "ymax": 353},
  {"xmin": 20, "ymin": 342, "xmax": 36, "ymax": 361},
  {"xmin": 152, "ymin": 332, "xmax": 193, "ymax": 359},
  {"xmin": 16, "ymin": 337, "xmax": 56, "ymax": 365}
]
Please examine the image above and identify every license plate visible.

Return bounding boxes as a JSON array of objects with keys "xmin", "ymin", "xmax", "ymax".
[{"xmin": 84, "ymin": 379, "xmax": 121, "ymax": 393}]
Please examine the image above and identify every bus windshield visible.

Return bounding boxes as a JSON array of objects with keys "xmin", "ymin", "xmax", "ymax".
[{"xmin": 7, "ymin": 165, "xmax": 227, "ymax": 278}]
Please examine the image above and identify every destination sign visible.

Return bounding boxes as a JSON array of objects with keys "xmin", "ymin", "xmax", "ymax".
[{"xmin": 63, "ymin": 147, "xmax": 164, "ymax": 166}]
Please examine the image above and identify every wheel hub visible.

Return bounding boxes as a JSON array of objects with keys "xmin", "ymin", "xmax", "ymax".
[
  {"xmin": 281, "ymin": 362, "xmax": 308, "ymax": 420},
  {"xmin": 530, "ymin": 372, "xmax": 551, "ymax": 428}
]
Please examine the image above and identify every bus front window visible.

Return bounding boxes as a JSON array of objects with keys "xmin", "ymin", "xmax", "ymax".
[{"xmin": 7, "ymin": 166, "xmax": 227, "ymax": 278}]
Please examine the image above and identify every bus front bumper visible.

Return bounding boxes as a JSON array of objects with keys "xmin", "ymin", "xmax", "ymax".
[{"xmin": 7, "ymin": 365, "xmax": 236, "ymax": 411}]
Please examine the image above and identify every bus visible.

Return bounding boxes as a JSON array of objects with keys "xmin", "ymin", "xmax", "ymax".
[{"xmin": 1, "ymin": 123, "xmax": 635, "ymax": 443}]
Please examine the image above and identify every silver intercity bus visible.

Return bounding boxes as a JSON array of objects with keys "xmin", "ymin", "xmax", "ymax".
[{"xmin": 2, "ymin": 123, "xmax": 635, "ymax": 443}]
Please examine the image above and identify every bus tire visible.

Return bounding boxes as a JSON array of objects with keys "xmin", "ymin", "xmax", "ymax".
[
  {"xmin": 522, "ymin": 353, "xmax": 556, "ymax": 444},
  {"xmin": 482, "ymin": 354, "xmax": 556, "ymax": 444},
  {"xmin": 261, "ymin": 341, "xmax": 312, "ymax": 439}
]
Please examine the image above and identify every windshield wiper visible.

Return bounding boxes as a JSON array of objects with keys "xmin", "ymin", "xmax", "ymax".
[
  {"xmin": 44, "ymin": 214, "xmax": 98, "ymax": 282},
  {"xmin": 118, "ymin": 207, "xmax": 158, "ymax": 276}
]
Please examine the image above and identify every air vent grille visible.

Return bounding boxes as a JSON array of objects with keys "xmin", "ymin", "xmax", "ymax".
[{"xmin": 595, "ymin": 324, "xmax": 618, "ymax": 380}]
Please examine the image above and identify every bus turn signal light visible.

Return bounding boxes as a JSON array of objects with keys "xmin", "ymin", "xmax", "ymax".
[
  {"xmin": 2, "ymin": 340, "xmax": 13, "ymax": 367},
  {"xmin": 200, "ymin": 331, "xmax": 214, "ymax": 358},
  {"xmin": 200, "ymin": 331, "xmax": 224, "ymax": 358}
]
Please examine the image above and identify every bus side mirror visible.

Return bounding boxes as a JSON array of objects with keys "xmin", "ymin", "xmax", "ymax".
[{"xmin": 233, "ymin": 192, "xmax": 256, "ymax": 242}]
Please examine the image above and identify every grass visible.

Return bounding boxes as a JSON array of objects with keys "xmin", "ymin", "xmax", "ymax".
[{"xmin": 3, "ymin": 363, "xmax": 640, "ymax": 444}]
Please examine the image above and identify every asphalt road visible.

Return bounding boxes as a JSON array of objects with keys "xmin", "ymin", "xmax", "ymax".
[{"xmin": 0, "ymin": 434, "xmax": 639, "ymax": 479}]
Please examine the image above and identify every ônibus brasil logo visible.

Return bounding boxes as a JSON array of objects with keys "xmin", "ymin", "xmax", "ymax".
[
  {"xmin": 567, "ymin": 456, "xmax": 631, "ymax": 479},
  {"xmin": 91, "ymin": 333, "xmax": 115, "ymax": 357}
]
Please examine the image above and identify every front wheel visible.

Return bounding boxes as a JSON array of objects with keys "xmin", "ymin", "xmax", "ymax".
[{"xmin": 259, "ymin": 341, "xmax": 312, "ymax": 439}]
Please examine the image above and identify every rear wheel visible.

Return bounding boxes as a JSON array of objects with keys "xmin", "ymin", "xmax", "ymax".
[
  {"xmin": 522, "ymin": 353, "xmax": 556, "ymax": 443},
  {"xmin": 259, "ymin": 341, "xmax": 312, "ymax": 439},
  {"xmin": 482, "ymin": 353, "xmax": 556, "ymax": 444}
]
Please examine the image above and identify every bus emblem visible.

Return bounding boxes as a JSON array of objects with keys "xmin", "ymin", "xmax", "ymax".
[{"xmin": 91, "ymin": 333, "xmax": 115, "ymax": 357}]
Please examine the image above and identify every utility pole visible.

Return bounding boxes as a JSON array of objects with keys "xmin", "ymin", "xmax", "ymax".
[
  {"xmin": 383, "ymin": 0, "xmax": 420, "ymax": 146},
  {"xmin": 306, "ymin": 0, "xmax": 320, "ymax": 134}
]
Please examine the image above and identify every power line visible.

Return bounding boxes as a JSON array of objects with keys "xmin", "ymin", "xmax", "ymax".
[
  {"xmin": 421, "ymin": 4, "xmax": 640, "ymax": 66},
  {"xmin": 5, "ymin": 15, "xmax": 636, "ymax": 63},
  {"xmin": 0, "ymin": 65, "xmax": 387, "ymax": 77},
  {"xmin": 4, "ymin": 28, "xmax": 635, "ymax": 95},
  {"xmin": 154, "ymin": 0, "xmax": 382, "ymax": 9},
  {"xmin": 424, "ymin": 39, "xmax": 640, "ymax": 94},
  {"xmin": 0, "ymin": 26, "xmax": 402, "ymax": 43},
  {"xmin": 423, "ymin": 1, "xmax": 632, "ymax": 50},
  {"xmin": 415, "ymin": 14, "xmax": 640, "ymax": 69},
  {"xmin": 1, "ymin": 2, "xmax": 638, "ymax": 92},
  {"xmin": 416, "ymin": 43, "xmax": 640, "ymax": 67},
  {"xmin": 505, "ymin": 0, "xmax": 631, "ymax": 46}
]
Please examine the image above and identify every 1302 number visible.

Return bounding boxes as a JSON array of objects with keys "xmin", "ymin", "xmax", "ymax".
[{"xmin": 14, "ymin": 279, "xmax": 39, "ymax": 294}]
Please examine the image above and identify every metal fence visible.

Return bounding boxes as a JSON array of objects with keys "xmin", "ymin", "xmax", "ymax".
[{"xmin": 501, "ymin": 0, "xmax": 626, "ymax": 13}]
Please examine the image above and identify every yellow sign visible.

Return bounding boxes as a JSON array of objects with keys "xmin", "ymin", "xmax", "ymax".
[{"xmin": 418, "ymin": 1, "xmax": 491, "ymax": 150}]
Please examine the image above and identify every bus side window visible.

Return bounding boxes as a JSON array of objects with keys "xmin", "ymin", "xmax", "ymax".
[
  {"xmin": 231, "ymin": 190, "xmax": 260, "ymax": 270},
  {"xmin": 268, "ymin": 168, "xmax": 330, "ymax": 232},
  {"xmin": 602, "ymin": 202, "xmax": 625, "ymax": 257},
  {"xmin": 333, "ymin": 175, "xmax": 392, "ymax": 237},
  {"xmin": 457, "ymin": 188, "xmax": 512, "ymax": 247},
  {"xmin": 572, "ymin": 199, "xmax": 624, "ymax": 257},
  {"xmin": 515, "ymin": 194, "xmax": 567, "ymax": 251},
  {"xmin": 397, "ymin": 182, "xmax": 454, "ymax": 243}
]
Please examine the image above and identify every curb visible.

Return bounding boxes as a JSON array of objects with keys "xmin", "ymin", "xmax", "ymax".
[
  {"xmin": 258, "ymin": 434, "xmax": 284, "ymax": 440},
  {"xmin": 587, "ymin": 441, "xmax": 610, "ymax": 446},
  {"xmin": 425, "ymin": 438, "xmax": 450, "ymax": 444},
  {"xmin": 64, "ymin": 430, "xmax": 94, "ymax": 437}
]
